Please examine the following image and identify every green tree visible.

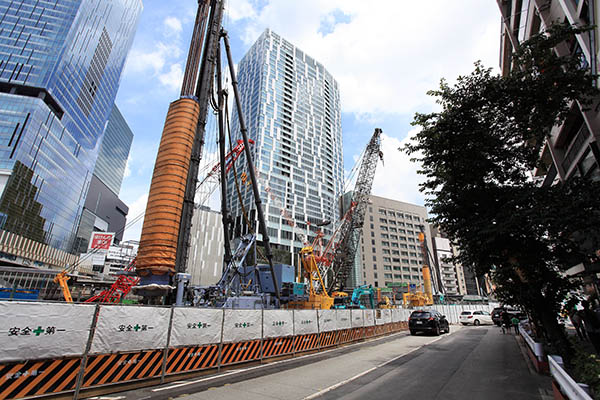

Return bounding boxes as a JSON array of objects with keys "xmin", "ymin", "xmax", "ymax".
[{"xmin": 404, "ymin": 24, "xmax": 600, "ymax": 362}]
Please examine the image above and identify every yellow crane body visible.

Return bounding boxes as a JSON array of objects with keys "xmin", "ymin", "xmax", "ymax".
[{"xmin": 287, "ymin": 246, "xmax": 333, "ymax": 310}]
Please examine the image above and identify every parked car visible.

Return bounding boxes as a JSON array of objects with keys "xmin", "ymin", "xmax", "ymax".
[
  {"xmin": 459, "ymin": 310, "xmax": 494, "ymax": 326},
  {"xmin": 409, "ymin": 310, "xmax": 450, "ymax": 336}
]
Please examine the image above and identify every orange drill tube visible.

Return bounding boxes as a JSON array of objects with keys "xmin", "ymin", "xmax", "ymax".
[{"xmin": 136, "ymin": 98, "xmax": 200, "ymax": 278}]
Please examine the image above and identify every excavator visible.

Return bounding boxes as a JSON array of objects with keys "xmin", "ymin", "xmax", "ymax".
[{"xmin": 349, "ymin": 285, "xmax": 375, "ymax": 309}]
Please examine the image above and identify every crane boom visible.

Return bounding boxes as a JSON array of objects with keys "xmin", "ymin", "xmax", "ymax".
[{"xmin": 328, "ymin": 128, "xmax": 383, "ymax": 292}]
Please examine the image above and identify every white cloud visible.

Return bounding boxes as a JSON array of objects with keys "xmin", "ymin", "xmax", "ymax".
[
  {"xmin": 123, "ymin": 154, "xmax": 132, "ymax": 178},
  {"xmin": 233, "ymin": 1, "xmax": 500, "ymax": 117},
  {"xmin": 371, "ymin": 131, "xmax": 426, "ymax": 206},
  {"xmin": 159, "ymin": 63, "xmax": 184, "ymax": 92},
  {"xmin": 225, "ymin": 0, "xmax": 257, "ymax": 22},
  {"xmin": 122, "ymin": 193, "xmax": 148, "ymax": 242},
  {"xmin": 124, "ymin": 42, "xmax": 182, "ymax": 77},
  {"xmin": 164, "ymin": 16, "xmax": 183, "ymax": 35}
]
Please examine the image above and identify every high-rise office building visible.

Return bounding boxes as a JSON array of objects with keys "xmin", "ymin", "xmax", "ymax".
[
  {"xmin": 73, "ymin": 104, "xmax": 133, "ymax": 254},
  {"xmin": 226, "ymin": 29, "xmax": 344, "ymax": 263},
  {"xmin": 357, "ymin": 195, "xmax": 438, "ymax": 293},
  {"xmin": 0, "ymin": 0, "xmax": 141, "ymax": 267}
]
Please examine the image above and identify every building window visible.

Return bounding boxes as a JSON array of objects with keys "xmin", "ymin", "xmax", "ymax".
[
  {"xmin": 384, "ymin": 273, "xmax": 392, "ymax": 279},
  {"xmin": 373, "ymin": 255, "xmax": 377, "ymax": 261},
  {"xmin": 384, "ymin": 265, "xmax": 391, "ymax": 271},
  {"xmin": 374, "ymin": 273, "xmax": 378, "ymax": 278}
]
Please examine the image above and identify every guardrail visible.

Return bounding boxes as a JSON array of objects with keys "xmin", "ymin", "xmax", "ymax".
[
  {"xmin": 548, "ymin": 355, "xmax": 592, "ymax": 400},
  {"xmin": 0, "ymin": 302, "xmax": 408, "ymax": 400},
  {"xmin": 518, "ymin": 324, "xmax": 548, "ymax": 373}
]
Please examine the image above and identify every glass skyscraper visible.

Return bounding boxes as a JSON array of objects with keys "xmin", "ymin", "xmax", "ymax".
[
  {"xmin": 227, "ymin": 29, "xmax": 344, "ymax": 262},
  {"xmin": 94, "ymin": 104, "xmax": 133, "ymax": 196},
  {"xmin": 0, "ymin": 0, "xmax": 141, "ymax": 255}
]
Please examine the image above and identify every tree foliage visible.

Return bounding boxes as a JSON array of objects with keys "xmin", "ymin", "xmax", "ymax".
[{"xmin": 404, "ymin": 23, "xmax": 600, "ymax": 360}]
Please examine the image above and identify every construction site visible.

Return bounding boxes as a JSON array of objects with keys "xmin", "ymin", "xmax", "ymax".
[{"xmin": 0, "ymin": 1, "xmax": 497, "ymax": 399}]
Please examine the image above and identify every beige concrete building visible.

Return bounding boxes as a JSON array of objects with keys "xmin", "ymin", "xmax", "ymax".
[{"xmin": 357, "ymin": 195, "xmax": 437, "ymax": 291}]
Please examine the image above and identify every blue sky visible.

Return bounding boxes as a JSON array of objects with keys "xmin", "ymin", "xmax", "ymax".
[{"xmin": 116, "ymin": 0, "xmax": 501, "ymax": 241}]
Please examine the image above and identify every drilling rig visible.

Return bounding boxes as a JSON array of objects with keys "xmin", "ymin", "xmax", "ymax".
[{"xmin": 135, "ymin": 0, "xmax": 281, "ymax": 305}]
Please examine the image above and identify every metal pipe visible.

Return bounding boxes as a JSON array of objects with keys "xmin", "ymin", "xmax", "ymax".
[
  {"xmin": 222, "ymin": 30, "xmax": 281, "ymax": 301},
  {"xmin": 175, "ymin": 0, "xmax": 225, "ymax": 273},
  {"xmin": 216, "ymin": 43, "xmax": 232, "ymax": 265}
]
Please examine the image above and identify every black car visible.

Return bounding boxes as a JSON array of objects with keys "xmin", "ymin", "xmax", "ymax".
[
  {"xmin": 409, "ymin": 310, "xmax": 450, "ymax": 336},
  {"xmin": 492, "ymin": 307, "xmax": 525, "ymax": 326}
]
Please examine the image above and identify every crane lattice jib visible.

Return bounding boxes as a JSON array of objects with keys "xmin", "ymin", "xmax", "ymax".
[{"xmin": 328, "ymin": 128, "xmax": 383, "ymax": 292}]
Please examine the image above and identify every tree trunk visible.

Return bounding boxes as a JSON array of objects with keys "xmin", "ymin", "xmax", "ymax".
[{"xmin": 536, "ymin": 294, "xmax": 573, "ymax": 366}]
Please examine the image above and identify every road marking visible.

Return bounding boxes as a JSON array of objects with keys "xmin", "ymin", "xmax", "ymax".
[
  {"xmin": 302, "ymin": 335, "xmax": 446, "ymax": 400},
  {"xmin": 151, "ymin": 331, "xmax": 407, "ymax": 392}
]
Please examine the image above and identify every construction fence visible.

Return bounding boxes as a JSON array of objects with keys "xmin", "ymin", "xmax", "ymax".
[{"xmin": 0, "ymin": 301, "xmax": 497, "ymax": 399}]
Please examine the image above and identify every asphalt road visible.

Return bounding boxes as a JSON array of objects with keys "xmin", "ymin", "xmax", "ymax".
[{"xmin": 104, "ymin": 325, "xmax": 552, "ymax": 400}]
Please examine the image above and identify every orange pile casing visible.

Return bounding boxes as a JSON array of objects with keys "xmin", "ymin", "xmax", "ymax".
[{"xmin": 136, "ymin": 97, "xmax": 200, "ymax": 277}]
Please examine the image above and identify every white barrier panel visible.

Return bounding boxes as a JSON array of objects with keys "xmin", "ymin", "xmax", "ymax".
[
  {"xmin": 263, "ymin": 310, "xmax": 294, "ymax": 338},
  {"xmin": 90, "ymin": 305, "xmax": 170, "ymax": 354},
  {"xmin": 317, "ymin": 309, "xmax": 337, "ymax": 332},
  {"xmin": 381, "ymin": 309, "xmax": 392, "ymax": 324},
  {"xmin": 351, "ymin": 309, "xmax": 364, "ymax": 327},
  {"xmin": 336, "ymin": 309, "xmax": 351, "ymax": 330},
  {"xmin": 222, "ymin": 309, "xmax": 262, "ymax": 343},
  {"xmin": 294, "ymin": 310, "xmax": 318, "ymax": 335},
  {"xmin": 392, "ymin": 309, "xmax": 402, "ymax": 323},
  {"xmin": 170, "ymin": 308, "xmax": 223, "ymax": 347},
  {"xmin": 364, "ymin": 309, "xmax": 375, "ymax": 326},
  {"xmin": 0, "ymin": 302, "xmax": 95, "ymax": 362}
]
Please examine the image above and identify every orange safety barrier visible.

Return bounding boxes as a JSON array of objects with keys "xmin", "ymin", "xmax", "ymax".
[
  {"xmin": 293, "ymin": 334, "xmax": 319, "ymax": 353},
  {"xmin": 338, "ymin": 328, "xmax": 353, "ymax": 344},
  {"xmin": 262, "ymin": 337, "xmax": 294, "ymax": 359},
  {"xmin": 0, "ymin": 357, "xmax": 81, "ymax": 400},
  {"xmin": 318, "ymin": 330, "xmax": 339, "ymax": 348},
  {"xmin": 364, "ymin": 326, "xmax": 376, "ymax": 338},
  {"xmin": 220, "ymin": 340, "xmax": 261, "ymax": 366},
  {"xmin": 137, "ymin": 98, "xmax": 201, "ymax": 277},
  {"xmin": 82, "ymin": 350, "xmax": 163, "ymax": 387},
  {"xmin": 165, "ymin": 345, "xmax": 219, "ymax": 374}
]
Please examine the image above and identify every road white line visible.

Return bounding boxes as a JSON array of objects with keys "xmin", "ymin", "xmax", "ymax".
[
  {"xmin": 302, "ymin": 335, "xmax": 446, "ymax": 400},
  {"xmin": 152, "ymin": 331, "xmax": 407, "ymax": 392}
]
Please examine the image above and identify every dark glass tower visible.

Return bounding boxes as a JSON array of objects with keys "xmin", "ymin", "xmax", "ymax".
[{"xmin": 0, "ymin": 0, "xmax": 141, "ymax": 254}]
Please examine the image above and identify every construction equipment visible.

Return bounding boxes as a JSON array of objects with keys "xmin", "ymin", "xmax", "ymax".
[
  {"xmin": 327, "ymin": 129, "xmax": 383, "ymax": 292},
  {"xmin": 84, "ymin": 259, "xmax": 139, "ymax": 304},
  {"xmin": 194, "ymin": 139, "xmax": 253, "ymax": 208},
  {"xmin": 350, "ymin": 285, "xmax": 375, "ymax": 309},
  {"xmin": 53, "ymin": 270, "xmax": 72, "ymax": 303},
  {"xmin": 287, "ymin": 246, "xmax": 333, "ymax": 309},
  {"xmin": 135, "ymin": 0, "xmax": 283, "ymax": 305},
  {"xmin": 402, "ymin": 228, "xmax": 435, "ymax": 307}
]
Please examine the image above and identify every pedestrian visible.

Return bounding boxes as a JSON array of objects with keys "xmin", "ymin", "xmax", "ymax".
[
  {"xmin": 570, "ymin": 308, "xmax": 587, "ymax": 340},
  {"xmin": 501, "ymin": 311, "xmax": 511, "ymax": 334},
  {"xmin": 581, "ymin": 300, "xmax": 600, "ymax": 353},
  {"xmin": 511, "ymin": 315, "xmax": 520, "ymax": 334}
]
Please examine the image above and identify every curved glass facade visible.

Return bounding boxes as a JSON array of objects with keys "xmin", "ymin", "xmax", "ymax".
[{"xmin": 0, "ymin": 0, "xmax": 141, "ymax": 253}]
